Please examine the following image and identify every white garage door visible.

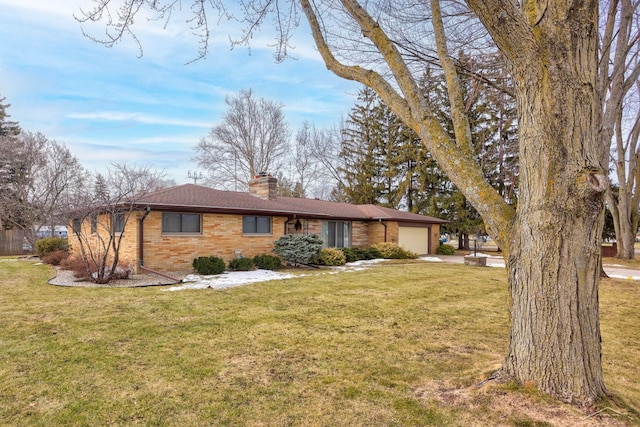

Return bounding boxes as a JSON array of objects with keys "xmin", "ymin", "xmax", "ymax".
[{"xmin": 398, "ymin": 226, "xmax": 430, "ymax": 255}]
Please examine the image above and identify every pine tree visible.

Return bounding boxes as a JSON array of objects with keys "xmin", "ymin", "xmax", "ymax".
[
  {"xmin": 418, "ymin": 54, "xmax": 518, "ymax": 247},
  {"xmin": 339, "ymin": 87, "xmax": 385, "ymax": 204},
  {"xmin": 0, "ymin": 97, "xmax": 23, "ymax": 230},
  {"xmin": 0, "ymin": 95, "xmax": 21, "ymax": 137}
]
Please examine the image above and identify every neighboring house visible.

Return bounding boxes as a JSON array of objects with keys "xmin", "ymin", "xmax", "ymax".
[
  {"xmin": 37, "ymin": 226, "xmax": 68, "ymax": 239},
  {"xmin": 68, "ymin": 174, "xmax": 447, "ymax": 273}
]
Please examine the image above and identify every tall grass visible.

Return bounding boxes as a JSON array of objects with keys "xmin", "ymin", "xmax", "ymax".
[{"xmin": 0, "ymin": 258, "xmax": 638, "ymax": 426}]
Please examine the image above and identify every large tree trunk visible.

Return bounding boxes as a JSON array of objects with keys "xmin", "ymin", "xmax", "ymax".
[
  {"xmin": 302, "ymin": 0, "xmax": 608, "ymax": 407},
  {"xmin": 493, "ymin": 1, "xmax": 608, "ymax": 405}
]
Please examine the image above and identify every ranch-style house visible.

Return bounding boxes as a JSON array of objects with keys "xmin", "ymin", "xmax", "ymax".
[{"xmin": 68, "ymin": 174, "xmax": 447, "ymax": 273}]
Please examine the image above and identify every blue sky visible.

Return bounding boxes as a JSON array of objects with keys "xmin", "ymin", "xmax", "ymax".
[{"xmin": 0, "ymin": 0, "xmax": 359, "ymax": 184}]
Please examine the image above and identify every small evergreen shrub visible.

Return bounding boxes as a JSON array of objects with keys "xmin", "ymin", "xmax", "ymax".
[
  {"xmin": 273, "ymin": 234, "xmax": 323, "ymax": 265},
  {"xmin": 252, "ymin": 254, "xmax": 282, "ymax": 270},
  {"xmin": 42, "ymin": 249, "xmax": 69, "ymax": 266},
  {"xmin": 341, "ymin": 247, "xmax": 381, "ymax": 262},
  {"xmin": 359, "ymin": 247, "xmax": 381, "ymax": 260},
  {"xmin": 436, "ymin": 244, "xmax": 456, "ymax": 255},
  {"xmin": 317, "ymin": 248, "xmax": 347, "ymax": 266},
  {"xmin": 373, "ymin": 242, "xmax": 418, "ymax": 259},
  {"xmin": 341, "ymin": 248, "xmax": 358, "ymax": 263},
  {"xmin": 228, "ymin": 257, "xmax": 254, "ymax": 271},
  {"xmin": 192, "ymin": 256, "xmax": 226, "ymax": 275},
  {"xmin": 35, "ymin": 237, "xmax": 69, "ymax": 258}
]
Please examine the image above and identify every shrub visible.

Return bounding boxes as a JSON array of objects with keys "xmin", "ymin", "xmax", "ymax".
[
  {"xmin": 59, "ymin": 256, "xmax": 133, "ymax": 281},
  {"xmin": 35, "ymin": 237, "xmax": 69, "ymax": 258},
  {"xmin": 359, "ymin": 247, "xmax": 381, "ymax": 260},
  {"xmin": 341, "ymin": 247, "xmax": 381, "ymax": 263},
  {"xmin": 42, "ymin": 249, "xmax": 69, "ymax": 266},
  {"xmin": 228, "ymin": 257, "xmax": 254, "ymax": 271},
  {"xmin": 273, "ymin": 234, "xmax": 323, "ymax": 266},
  {"xmin": 436, "ymin": 244, "xmax": 456, "ymax": 255},
  {"xmin": 341, "ymin": 248, "xmax": 358, "ymax": 263},
  {"xmin": 373, "ymin": 242, "xmax": 418, "ymax": 259},
  {"xmin": 192, "ymin": 256, "xmax": 226, "ymax": 275},
  {"xmin": 93, "ymin": 265, "xmax": 133, "ymax": 281},
  {"xmin": 252, "ymin": 254, "xmax": 282, "ymax": 270},
  {"xmin": 317, "ymin": 248, "xmax": 347, "ymax": 266},
  {"xmin": 60, "ymin": 255, "xmax": 92, "ymax": 278}
]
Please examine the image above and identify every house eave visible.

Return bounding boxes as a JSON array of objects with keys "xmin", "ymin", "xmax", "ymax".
[{"xmin": 134, "ymin": 202, "xmax": 448, "ymax": 225}]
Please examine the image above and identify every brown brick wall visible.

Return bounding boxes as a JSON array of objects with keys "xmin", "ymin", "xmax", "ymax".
[
  {"xmin": 351, "ymin": 221, "xmax": 369, "ymax": 248},
  {"xmin": 140, "ymin": 212, "xmax": 287, "ymax": 272},
  {"xmin": 285, "ymin": 218, "xmax": 322, "ymax": 236},
  {"xmin": 68, "ymin": 211, "xmax": 141, "ymax": 270},
  {"xmin": 386, "ymin": 222, "xmax": 399, "ymax": 244},
  {"xmin": 368, "ymin": 222, "xmax": 386, "ymax": 246},
  {"xmin": 368, "ymin": 221, "xmax": 399, "ymax": 246}
]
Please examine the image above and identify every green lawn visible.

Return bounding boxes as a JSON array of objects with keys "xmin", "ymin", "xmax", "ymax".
[{"xmin": 0, "ymin": 258, "xmax": 638, "ymax": 426}]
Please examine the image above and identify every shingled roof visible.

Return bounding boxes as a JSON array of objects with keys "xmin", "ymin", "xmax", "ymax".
[{"xmin": 135, "ymin": 184, "xmax": 447, "ymax": 224}]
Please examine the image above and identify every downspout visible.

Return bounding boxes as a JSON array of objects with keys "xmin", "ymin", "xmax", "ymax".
[
  {"xmin": 136, "ymin": 207, "xmax": 180, "ymax": 284},
  {"xmin": 379, "ymin": 219, "xmax": 387, "ymax": 242},
  {"xmin": 139, "ymin": 206, "xmax": 151, "ymax": 268}
]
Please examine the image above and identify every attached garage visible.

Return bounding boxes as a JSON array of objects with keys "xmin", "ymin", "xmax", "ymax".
[{"xmin": 398, "ymin": 224, "xmax": 431, "ymax": 255}]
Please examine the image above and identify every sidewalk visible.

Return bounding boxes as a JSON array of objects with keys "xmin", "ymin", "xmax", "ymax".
[{"xmin": 423, "ymin": 253, "xmax": 640, "ymax": 281}]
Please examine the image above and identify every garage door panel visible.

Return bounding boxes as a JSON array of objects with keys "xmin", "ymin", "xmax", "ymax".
[{"xmin": 398, "ymin": 226, "xmax": 429, "ymax": 255}]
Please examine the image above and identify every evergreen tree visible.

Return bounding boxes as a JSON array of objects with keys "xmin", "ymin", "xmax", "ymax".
[
  {"xmin": 336, "ymin": 55, "xmax": 517, "ymax": 236},
  {"xmin": 339, "ymin": 87, "xmax": 385, "ymax": 204},
  {"xmin": 0, "ymin": 98, "xmax": 24, "ymax": 230},
  {"xmin": 0, "ymin": 95, "xmax": 21, "ymax": 137},
  {"xmin": 419, "ymin": 54, "xmax": 518, "ymax": 248}
]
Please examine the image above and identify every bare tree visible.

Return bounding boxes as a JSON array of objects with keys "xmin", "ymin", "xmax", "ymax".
[
  {"xmin": 70, "ymin": 164, "xmax": 164, "ymax": 284},
  {"xmin": 0, "ymin": 131, "xmax": 88, "ymax": 246},
  {"xmin": 193, "ymin": 89, "xmax": 291, "ymax": 190},
  {"xmin": 284, "ymin": 121, "xmax": 326, "ymax": 197},
  {"xmin": 78, "ymin": 0, "xmax": 610, "ymax": 405},
  {"xmin": 308, "ymin": 122, "xmax": 347, "ymax": 200},
  {"xmin": 599, "ymin": 0, "xmax": 640, "ymax": 259}
]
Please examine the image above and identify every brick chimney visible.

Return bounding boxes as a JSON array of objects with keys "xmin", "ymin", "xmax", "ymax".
[{"xmin": 249, "ymin": 172, "xmax": 278, "ymax": 200}]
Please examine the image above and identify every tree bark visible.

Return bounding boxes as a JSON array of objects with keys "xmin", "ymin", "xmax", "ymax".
[{"xmin": 470, "ymin": 0, "xmax": 608, "ymax": 405}]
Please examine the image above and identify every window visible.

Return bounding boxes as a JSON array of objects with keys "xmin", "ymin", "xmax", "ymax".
[
  {"xmin": 162, "ymin": 213, "xmax": 201, "ymax": 233},
  {"xmin": 113, "ymin": 213, "xmax": 125, "ymax": 234},
  {"xmin": 322, "ymin": 221, "xmax": 351, "ymax": 248},
  {"xmin": 90, "ymin": 215, "xmax": 98, "ymax": 234},
  {"xmin": 242, "ymin": 216, "xmax": 272, "ymax": 234},
  {"xmin": 72, "ymin": 218, "xmax": 82, "ymax": 234}
]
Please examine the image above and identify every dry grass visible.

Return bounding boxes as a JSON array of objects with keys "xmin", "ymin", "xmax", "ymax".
[
  {"xmin": 0, "ymin": 258, "xmax": 638, "ymax": 426},
  {"xmin": 603, "ymin": 256, "xmax": 640, "ymax": 269}
]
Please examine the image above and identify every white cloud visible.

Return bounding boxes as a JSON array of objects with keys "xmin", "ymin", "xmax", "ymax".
[
  {"xmin": 67, "ymin": 111, "xmax": 211, "ymax": 128},
  {"xmin": 0, "ymin": 0, "xmax": 358, "ymax": 186}
]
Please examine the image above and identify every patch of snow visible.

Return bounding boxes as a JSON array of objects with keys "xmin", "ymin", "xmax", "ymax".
[
  {"xmin": 165, "ymin": 259, "xmax": 392, "ymax": 291},
  {"xmin": 165, "ymin": 269, "xmax": 296, "ymax": 291},
  {"xmin": 347, "ymin": 258, "xmax": 390, "ymax": 267}
]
